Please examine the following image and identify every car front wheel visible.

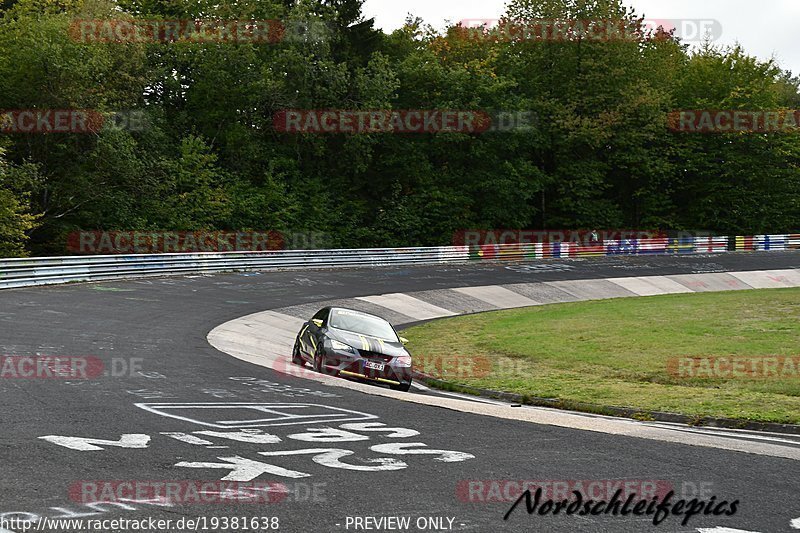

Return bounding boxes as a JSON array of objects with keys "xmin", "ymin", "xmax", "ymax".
[
  {"xmin": 313, "ymin": 348, "xmax": 325, "ymax": 373},
  {"xmin": 292, "ymin": 339, "xmax": 304, "ymax": 366}
]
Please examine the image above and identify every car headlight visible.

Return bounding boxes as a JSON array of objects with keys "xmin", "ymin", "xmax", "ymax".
[{"xmin": 330, "ymin": 340, "xmax": 356, "ymax": 353}]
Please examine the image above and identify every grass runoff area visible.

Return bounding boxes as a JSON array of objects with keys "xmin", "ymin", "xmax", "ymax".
[{"xmin": 403, "ymin": 288, "xmax": 800, "ymax": 425}]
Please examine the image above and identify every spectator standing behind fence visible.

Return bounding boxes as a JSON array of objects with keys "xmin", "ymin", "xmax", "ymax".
[{"xmin": 588, "ymin": 229, "xmax": 600, "ymax": 247}]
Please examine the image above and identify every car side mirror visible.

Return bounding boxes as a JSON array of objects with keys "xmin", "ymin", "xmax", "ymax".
[
  {"xmin": 399, "ymin": 336, "xmax": 409, "ymax": 345},
  {"xmin": 312, "ymin": 319, "xmax": 323, "ymax": 327}
]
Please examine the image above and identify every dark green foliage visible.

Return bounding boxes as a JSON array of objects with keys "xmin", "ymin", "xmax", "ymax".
[{"xmin": 0, "ymin": 0, "xmax": 797, "ymax": 256}]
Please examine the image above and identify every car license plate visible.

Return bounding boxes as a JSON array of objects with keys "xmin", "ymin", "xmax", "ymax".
[{"xmin": 364, "ymin": 361, "xmax": 385, "ymax": 371}]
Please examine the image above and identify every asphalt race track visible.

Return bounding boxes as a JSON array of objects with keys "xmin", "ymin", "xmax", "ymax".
[{"xmin": 2, "ymin": 252, "xmax": 800, "ymax": 533}]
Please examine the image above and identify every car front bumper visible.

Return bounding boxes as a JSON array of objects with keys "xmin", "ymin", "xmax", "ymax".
[{"xmin": 321, "ymin": 349, "xmax": 413, "ymax": 386}]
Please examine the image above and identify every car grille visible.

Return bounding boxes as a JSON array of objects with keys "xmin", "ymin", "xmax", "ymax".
[{"xmin": 358, "ymin": 350, "xmax": 393, "ymax": 363}]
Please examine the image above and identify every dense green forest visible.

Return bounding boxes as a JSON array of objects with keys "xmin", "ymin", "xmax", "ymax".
[{"xmin": 0, "ymin": 0, "xmax": 798, "ymax": 256}]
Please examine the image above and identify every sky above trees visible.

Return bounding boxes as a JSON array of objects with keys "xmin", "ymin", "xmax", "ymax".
[{"xmin": 364, "ymin": 0, "xmax": 800, "ymax": 75}]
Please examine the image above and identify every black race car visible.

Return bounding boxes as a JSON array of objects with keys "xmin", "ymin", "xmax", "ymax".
[{"xmin": 292, "ymin": 307, "xmax": 413, "ymax": 392}]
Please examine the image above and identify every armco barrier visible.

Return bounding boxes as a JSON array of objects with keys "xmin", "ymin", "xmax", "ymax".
[
  {"xmin": 733, "ymin": 234, "xmax": 800, "ymax": 251},
  {"xmin": 0, "ymin": 235, "xmax": 796, "ymax": 290},
  {"xmin": 471, "ymin": 236, "xmax": 730, "ymax": 260},
  {"xmin": 0, "ymin": 247, "xmax": 469, "ymax": 290}
]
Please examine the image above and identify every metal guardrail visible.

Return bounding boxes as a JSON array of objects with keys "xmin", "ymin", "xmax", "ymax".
[
  {"xmin": 0, "ymin": 247, "xmax": 472, "ymax": 289},
  {"xmin": 0, "ymin": 235, "xmax": 798, "ymax": 290}
]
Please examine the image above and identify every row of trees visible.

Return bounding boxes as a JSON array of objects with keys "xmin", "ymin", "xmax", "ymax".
[{"xmin": 0, "ymin": 0, "xmax": 798, "ymax": 256}]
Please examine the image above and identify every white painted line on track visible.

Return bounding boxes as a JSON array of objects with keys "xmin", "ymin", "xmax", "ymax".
[
  {"xmin": 644, "ymin": 424, "xmax": 800, "ymax": 447},
  {"xmin": 428, "ymin": 390, "xmax": 514, "ymax": 406},
  {"xmin": 697, "ymin": 527, "xmax": 759, "ymax": 533}
]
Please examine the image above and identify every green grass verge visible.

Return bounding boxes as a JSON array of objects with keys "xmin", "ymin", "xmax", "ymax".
[{"xmin": 403, "ymin": 288, "xmax": 800, "ymax": 424}]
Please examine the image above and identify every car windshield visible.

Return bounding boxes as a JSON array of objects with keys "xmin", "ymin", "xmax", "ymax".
[{"xmin": 329, "ymin": 309, "xmax": 399, "ymax": 341}]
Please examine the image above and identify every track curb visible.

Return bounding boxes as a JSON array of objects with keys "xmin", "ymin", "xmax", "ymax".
[{"xmin": 415, "ymin": 374, "xmax": 800, "ymax": 435}]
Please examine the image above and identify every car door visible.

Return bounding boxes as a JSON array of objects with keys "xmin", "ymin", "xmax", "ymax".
[{"xmin": 300, "ymin": 308, "xmax": 329, "ymax": 357}]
